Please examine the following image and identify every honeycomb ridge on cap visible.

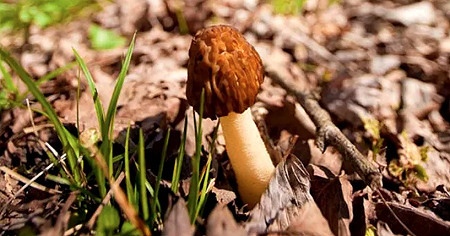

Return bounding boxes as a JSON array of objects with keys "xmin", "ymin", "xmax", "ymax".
[{"xmin": 186, "ymin": 25, "xmax": 264, "ymax": 119}]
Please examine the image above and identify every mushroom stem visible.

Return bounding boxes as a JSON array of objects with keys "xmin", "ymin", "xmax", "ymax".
[{"xmin": 220, "ymin": 108, "xmax": 275, "ymax": 207}]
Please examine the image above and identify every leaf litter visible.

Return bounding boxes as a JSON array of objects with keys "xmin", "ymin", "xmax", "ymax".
[{"xmin": 0, "ymin": 0, "xmax": 449, "ymax": 235}]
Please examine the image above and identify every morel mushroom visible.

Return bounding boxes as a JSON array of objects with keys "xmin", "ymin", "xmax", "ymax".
[{"xmin": 186, "ymin": 25, "xmax": 274, "ymax": 207}]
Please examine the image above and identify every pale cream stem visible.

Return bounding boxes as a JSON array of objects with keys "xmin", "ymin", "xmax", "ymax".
[{"xmin": 220, "ymin": 108, "xmax": 275, "ymax": 207}]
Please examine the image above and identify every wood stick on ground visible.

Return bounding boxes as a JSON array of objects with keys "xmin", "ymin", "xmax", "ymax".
[
  {"xmin": 41, "ymin": 191, "xmax": 78, "ymax": 236},
  {"xmin": 0, "ymin": 166, "xmax": 62, "ymax": 194},
  {"xmin": 266, "ymin": 68, "xmax": 383, "ymax": 190},
  {"xmin": 86, "ymin": 172, "xmax": 126, "ymax": 230}
]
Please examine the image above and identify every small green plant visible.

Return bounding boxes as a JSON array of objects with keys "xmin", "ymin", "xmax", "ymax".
[
  {"xmin": 0, "ymin": 34, "xmax": 216, "ymax": 234},
  {"xmin": 271, "ymin": 0, "xmax": 307, "ymax": 15},
  {"xmin": 88, "ymin": 24, "xmax": 126, "ymax": 50},
  {"xmin": 0, "ymin": 60, "xmax": 76, "ymax": 112},
  {"xmin": 388, "ymin": 131, "xmax": 430, "ymax": 186},
  {"xmin": 0, "ymin": 0, "xmax": 98, "ymax": 34},
  {"xmin": 270, "ymin": 0, "xmax": 341, "ymax": 15},
  {"xmin": 0, "ymin": 61, "xmax": 19, "ymax": 111},
  {"xmin": 0, "ymin": 48, "xmax": 83, "ymax": 184},
  {"xmin": 171, "ymin": 117, "xmax": 188, "ymax": 194},
  {"xmin": 361, "ymin": 116, "xmax": 385, "ymax": 159},
  {"xmin": 96, "ymin": 205, "xmax": 121, "ymax": 236}
]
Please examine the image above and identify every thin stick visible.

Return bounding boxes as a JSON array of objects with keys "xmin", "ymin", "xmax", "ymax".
[
  {"xmin": 15, "ymin": 154, "xmax": 67, "ymax": 198},
  {"xmin": 41, "ymin": 191, "xmax": 78, "ymax": 236},
  {"xmin": 86, "ymin": 172, "xmax": 125, "ymax": 229},
  {"xmin": 376, "ymin": 189, "xmax": 417, "ymax": 236},
  {"xmin": 266, "ymin": 67, "xmax": 382, "ymax": 190},
  {"xmin": 0, "ymin": 166, "xmax": 61, "ymax": 194},
  {"xmin": 0, "ymin": 132, "xmax": 68, "ymax": 217}
]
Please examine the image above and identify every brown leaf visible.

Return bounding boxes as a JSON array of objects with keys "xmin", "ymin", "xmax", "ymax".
[
  {"xmin": 211, "ymin": 187, "xmax": 237, "ymax": 206},
  {"xmin": 401, "ymin": 79, "xmax": 442, "ymax": 117},
  {"xmin": 245, "ymin": 155, "xmax": 333, "ymax": 235},
  {"xmin": 309, "ymin": 165, "xmax": 353, "ymax": 236},
  {"xmin": 285, "ymin": 201, "xmax": 335, "ymax": 236},
  {"xmin": 322, "ymin": 74, "xmax": 401, "ymax": 127},
  {"xmin": 422, "ymin": 197, "xmax": 450, "ymax": 221},
  {"xmin": 375, "ymin": 202, "xmax": 450, "ymax": 236},
  {"xmin": 206, "ymin": 205, "xmax": 247, "ymax": 236},
  {"xmin": 162, "ymin": 198, "xmax": 194, "ymax": 236},
  {"xmin": 349, "ymin": 192, "xmax": 367, "ymax": 236},
  {"xmin": 377, "ymin": 221, "xmax": 396, "ymax": 236}
]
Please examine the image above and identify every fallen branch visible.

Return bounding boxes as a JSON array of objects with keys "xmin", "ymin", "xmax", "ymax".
[{"xmin": 266, "ymin": 68, "xmax": 382, "ymax": 190}]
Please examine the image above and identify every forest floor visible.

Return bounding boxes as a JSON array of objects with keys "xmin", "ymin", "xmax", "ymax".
[{"xmin": 0, "ymin": 0, "xmax": 449, "ymax": 235}]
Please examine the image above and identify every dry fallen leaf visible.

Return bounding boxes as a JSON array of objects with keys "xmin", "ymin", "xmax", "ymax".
[
  {"xmin": 206, "ymin": 205, "xmax": 247, "ymax": 236},
  {"xmin": 375, "ymin": 202, "xmax": 450, "ymax": 236},
  {"xmin": 308, "ymin": 164, "xmax": 353, "ymax": 236},
  {"xmin": 376, "ymin": 221, "xmax": 396, "ymax": 236},
  {"xmin": 245, "ymin": 155, "xmax": 333, "ymax": 235},
  {"xmin": 162, "ymin": 198, "xmax": 194, "ymax": 236}
]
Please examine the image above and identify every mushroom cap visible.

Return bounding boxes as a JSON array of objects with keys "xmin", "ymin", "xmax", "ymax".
[{"xmin": 186, "ymin": 25, "xmax": 264, "ymax": 119}]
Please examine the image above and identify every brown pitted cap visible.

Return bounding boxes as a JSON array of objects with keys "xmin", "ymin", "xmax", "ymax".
[{"xmin": 186, "ymin": 25, "xmax": 264, "ymax": 119}]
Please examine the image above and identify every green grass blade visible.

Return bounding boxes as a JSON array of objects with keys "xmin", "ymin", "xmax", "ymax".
[
  {"xmin": 72, "ymin": 48, "xmax": 105, "ymax": 137},
  {"xmin": 36, "ymin": 61, "xmax": 77, "ymax": 86},
  {"xmin": 46, "ymin": 174, "xmax": 71, "ymax": 186},
  {"xmin": 199, "ymin": 120, "xmax": 220, "ymax": 184},
  {"xmin": 195, "ymin": 120, "xmax": 219, "ymax": 219},
  {"xmin": 171, "ymin": 116, "xmax": 187, "ymax": 194},
  {"xmin": 112, "ymin": 153, "xmax": 124, "ymax": 163},
  {"xmin": 0, "ymin": 47, "xmax": 81, "ymax": 183},
  {"xmin": 108, "ymin": 144, "xmax": 113, "ymax": 178},
  {"xmin": 138, "ymin": 128, "xmax": 149, "ymax": 221},
  {"xmin": 104, "ymin": 34, "xmax": 135, "ymax": 138},
  {"xmin": 151, "ymin": 128, "xmax": 170, "ymax": 224},
  {"xmin": 114, "ymin": 161, "xmax": 123, "ymax": 179},
  {"xmin": 76, "ymin": 69, "xmax": 81, "ymax": 137},
  {"xmin": 0, "ymin": 61, "xmax": 18, "ymax": 93},
  {"xmin": 101, "ymin": 35, "xmax": 135, "ymax": 175},
  {"xmin": 196, "ymin": 155, "xmax": 213, "ymax": 219},
  {"xmin": 188, "ymin": 89, "xmax": 204, "ymax": 223},
  {"xmin": 125, "ymin": 124, "xmax": 134, "ymax": 205}
]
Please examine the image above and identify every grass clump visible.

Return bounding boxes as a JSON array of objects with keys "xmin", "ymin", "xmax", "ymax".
[{"xmin": 0, "ymin": 34, "xmax": 216, "ymax": 234}]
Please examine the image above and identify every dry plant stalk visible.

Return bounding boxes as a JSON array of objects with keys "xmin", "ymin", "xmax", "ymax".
[{"xmin": 86, "ymin": 172, "xmax": 125, "ymax": 229}]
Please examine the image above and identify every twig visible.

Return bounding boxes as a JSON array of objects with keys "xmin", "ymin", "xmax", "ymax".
[
  {"xmin": 86, "ymin": 172, "xmax": 125, "ymax": 230},
  {"xmin": 0, "ymin": 164, "xmax": 62, "ymax": 218},
  {"xmin": 376, "ymin": 190, "xmax": 417, "ymax": 236},
  {"xmin": 41, "ymin": 191, "xmax": 78, "ymax": 236},
  {"xmin": 15, "ymin": 154, "xmax": 67, "ymax": 196},
  {"xmin": 0, "ymin": 166, "xmax": 62, "ymax": 194},
  {"xmin": 0, "ymin": 143, "xmax": 67, "ymax": 218},
  {"xmin": 266, "ymin": 68, "xmax": 383, "ymax": 190}
]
